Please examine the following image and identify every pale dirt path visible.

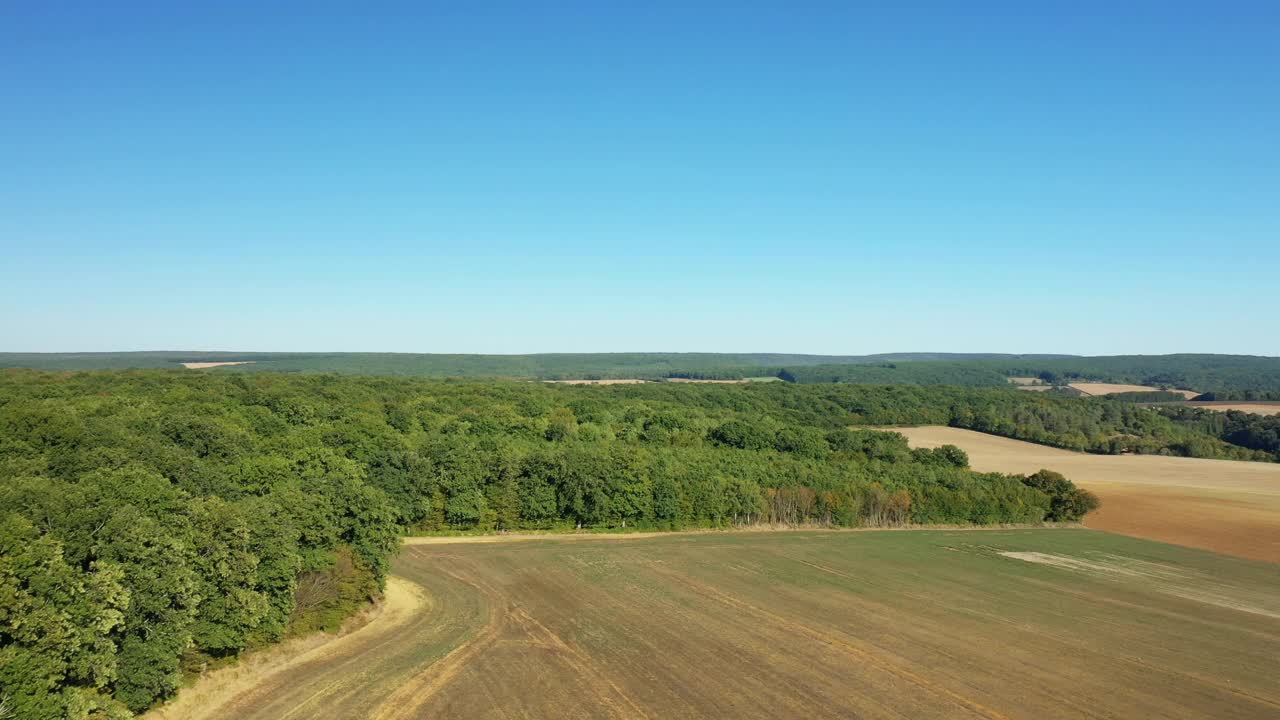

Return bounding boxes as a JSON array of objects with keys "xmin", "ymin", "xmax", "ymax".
[
  {"xmin": 890, "ymin": 426, "xmax": 1280, "ymax": 563},
  {"xmin": 401, "ymin": 523, "xmax": 1077, "ymax": 547},
  {"xmin": 144, "ymin": 577, "xmax": 429, "ymax": 720}
]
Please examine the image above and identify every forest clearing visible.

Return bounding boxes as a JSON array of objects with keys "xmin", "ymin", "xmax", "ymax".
[
  {"xmin": 1068, "ymin": 382, "xmax": 1200, "ymax": 398},
  {"xmin": 159, "ymin": 530, "xmax": 1280, "ymax": 720},
  {"xmin": 893, "ymin": 426, "xmax": 1280, "ymax": 562}
]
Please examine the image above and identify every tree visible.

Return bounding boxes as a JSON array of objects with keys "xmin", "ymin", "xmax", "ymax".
[
  {"xmin": 1022, "ymin": 469, "xmax": 1100, "ymax": 521},
  {"xmin": 0, "ymin": 514, "xmax": 131, "ymax": 720},
  {"xmin": 188, "ymin": 498, "xmax": 269, "ymax": 658},
  {"xmin": 96, "ymin": 509, "xmax": 199, "ymax": 712},
  {"xmin": 545, "ymin": 408, "xmax": 578, "ymax": 442},
  {"xmin": 709, "ymin": 420, "xmax": 774, "ymax": 451}
]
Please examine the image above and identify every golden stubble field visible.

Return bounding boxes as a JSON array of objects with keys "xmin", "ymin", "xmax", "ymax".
[
  {"xmin": 892, "ymin": 426, "xmax": 1280, "ymax": 563},
  {"xmin": 154, "ymin": 530, "xmax": 1280, "ymax": 720},
  {"xmin": 1181, "ymin": 402, "xmax": 1280, "ymax": 416},
  {"xmin": 1068, "ymin": 382, "xmax": 1200, "ymax": 398}
]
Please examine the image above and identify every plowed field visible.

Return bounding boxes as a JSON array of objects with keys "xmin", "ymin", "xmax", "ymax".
[{"xmin": 179, "ymin": 530, "xmax": 1280, "ymax": 719}]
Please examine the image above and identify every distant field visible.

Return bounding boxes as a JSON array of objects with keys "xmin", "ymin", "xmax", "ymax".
[
  {"xmin": 893, "ymin": 426, "xmax": 1280, "ymax": 563},
  {"xmin": 1069, "ymin": 382, "xmax": 1200, "ymax": 398},
  {"xmin": 181, "ymin": 361, "xmax": 256, "ymax": 369},
  {"xmin": 1006, "ymin": 376, "xmax": 1045, "ymax": 385},
  {"xmin": 1181, "ymin": 402, "xmax": 1280, "ymax": 416},
  {"xmin": 177, "ymin": 530, "xmax": 1280, "ymax": 719}
]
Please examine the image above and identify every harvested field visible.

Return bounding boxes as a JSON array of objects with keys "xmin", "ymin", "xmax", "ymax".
[
  {"xmin": 892, "ymin": 426, "xmax": 1280, "ymax": 563},
  {"xmin": 1006, "ymin": 377, "xmax": 1045, "ymax": 385},
  {"xmin": 180, "ymin": 361, "xmax": 255, "ymax": 369},
  {"xmin": 666, "ymin": 378, "xmax": 748, "ymax": 384},
  {"xmin": 1180, "ymin": 402, "xmax": 1280, "ymax": 416},
  {"xmin": 1014, "ymin": 385, "xmax": 1056, "ymax": 392},
  {"xmin": 182, "ymin": 530, "xmax": 1280, "ymax": 719},
  {"xmin": 1069, "ymin": 382, "xmax": 1199, "ymax": 398}
]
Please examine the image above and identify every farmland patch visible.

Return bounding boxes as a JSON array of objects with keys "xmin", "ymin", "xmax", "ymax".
[
  {"xmin": 893, "ymin": 426, "xmax": 1280, "ymax": 562},
  {"xmin": 187, "ymin": 530, "xmax": 1280, "ymax": 719}
]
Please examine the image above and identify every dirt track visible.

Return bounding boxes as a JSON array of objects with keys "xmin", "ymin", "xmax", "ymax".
[
  {"xmin": 144, "ymin": 577, "xmax": 430, "ymax": 719},
  {"xmin": 892, "ymin": 426, "xmax": 1280, "ymax": 563}
]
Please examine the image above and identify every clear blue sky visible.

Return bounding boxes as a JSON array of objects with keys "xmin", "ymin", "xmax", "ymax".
[{"xmin": 3, "ymin": 2, "xmax": 1277, "ymax": 355}]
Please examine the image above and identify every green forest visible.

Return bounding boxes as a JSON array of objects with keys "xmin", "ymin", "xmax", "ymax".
[
  {"xmin": 3, "ymin": 352, "xmax": 1278, "ymax": 397},
  {"xmin": 0, "ymin": 369, "xmax": 1118, "ymax": 718},
  {"xmin": 1152, "ymin": 406, "xmax": 1280, "ymax": 458},
  {"xmin": 0, "ymin": 351, "xmax": 1033, "ymax": 378},
  {"xmin": 2, "ymin": 369, "xmax": 1276, "ymax": 717},
  {"xmin": 964, "ymin": 354, "xmax": 1280, "ymax": 396},
  {"xmin": 776, "ymin": 362, "xmax": 1009, "ymax": 386}
]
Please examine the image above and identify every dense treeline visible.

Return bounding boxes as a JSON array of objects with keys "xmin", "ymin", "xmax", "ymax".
[
  {"xmin": 967, "ymin": 354, "xmax": 1280, "ymax": 396},
  {"xmin": 778, "ymin": 363, "xmax": 1010, "ymax": 387},
  {"xmin": 1154, "ymin": 407, "xmax": 1280, "ymax": 458},
  {"xmin": 1191, "ymin": 390, "xmax": 1280, "ymax": 401},
  {"xmin": 0, "ymin": 374, "xmax": 401, "ymax": 717},
  {"xmin": 0, "ymin": 370, "xmax": 1123, "ymax": 717},
  {"xmin": 589, "ymin": 381, "xmax": 1271, "ymax": 460},
  {"xmin": 1100, "ymin": 391, "xmax": 1193, "ymax": 403},
  {"xmin": 3, "ymin": 352, "xmax": 1277, "ymax": 397},
  {"xmin": 775, "ymin": 355, "xmax": 1280, "ymax": 396},
  {"xmin": 0, "ymin": 351, "xmax": 1029, "ymax": 377},
  {"xmin": 827, "ymin": 385, "xmax": 1273, "ymax": 460}
]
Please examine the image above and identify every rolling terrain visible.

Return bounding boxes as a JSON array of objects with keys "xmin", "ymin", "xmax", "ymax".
[
  {"xmin": 0, "ymin": 351, "xmax": 1051, "ymax": 377},
  {"xmin": 157, "ymin": 530, "xmax": 1280, "ymax": 720},
  {"xmin": 4, "ymin": 352, "xmax": 1278, "ymax": 396},
  {"xmin": 893, "ymin": 426, "xmax": 1280, "ymax": 563},
  {"xmin": 5, "ymin": 368, "xmax": 1279, "ymax": 717}
]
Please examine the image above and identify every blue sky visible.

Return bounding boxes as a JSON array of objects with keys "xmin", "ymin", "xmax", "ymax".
[{"xmin": 2, "ymin": 2, "xmax": 1277, "ymax": 354}]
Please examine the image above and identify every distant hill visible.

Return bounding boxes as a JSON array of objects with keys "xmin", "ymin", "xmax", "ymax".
[
  {"xmin": 0, "ymin": 351, "xmax": 1072, "ymax": 378},
  {"xmin": 2, "ymin": 351, "xmax": 1277, "ymax": 396}
]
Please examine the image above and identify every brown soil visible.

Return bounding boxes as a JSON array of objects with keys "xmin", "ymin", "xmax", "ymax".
[
  {"xmin": 891, "ymin": 426, "xmax": 1280, "ymax": 563},
  {"xmin": 181, "ymin": 531, "xmax": 1280, "ymax": 719}
]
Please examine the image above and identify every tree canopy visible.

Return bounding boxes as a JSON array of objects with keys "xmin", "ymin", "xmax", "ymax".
[{"xmin": 5, "ymin": 368, "xmax": 1266, "ymax": 716}]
